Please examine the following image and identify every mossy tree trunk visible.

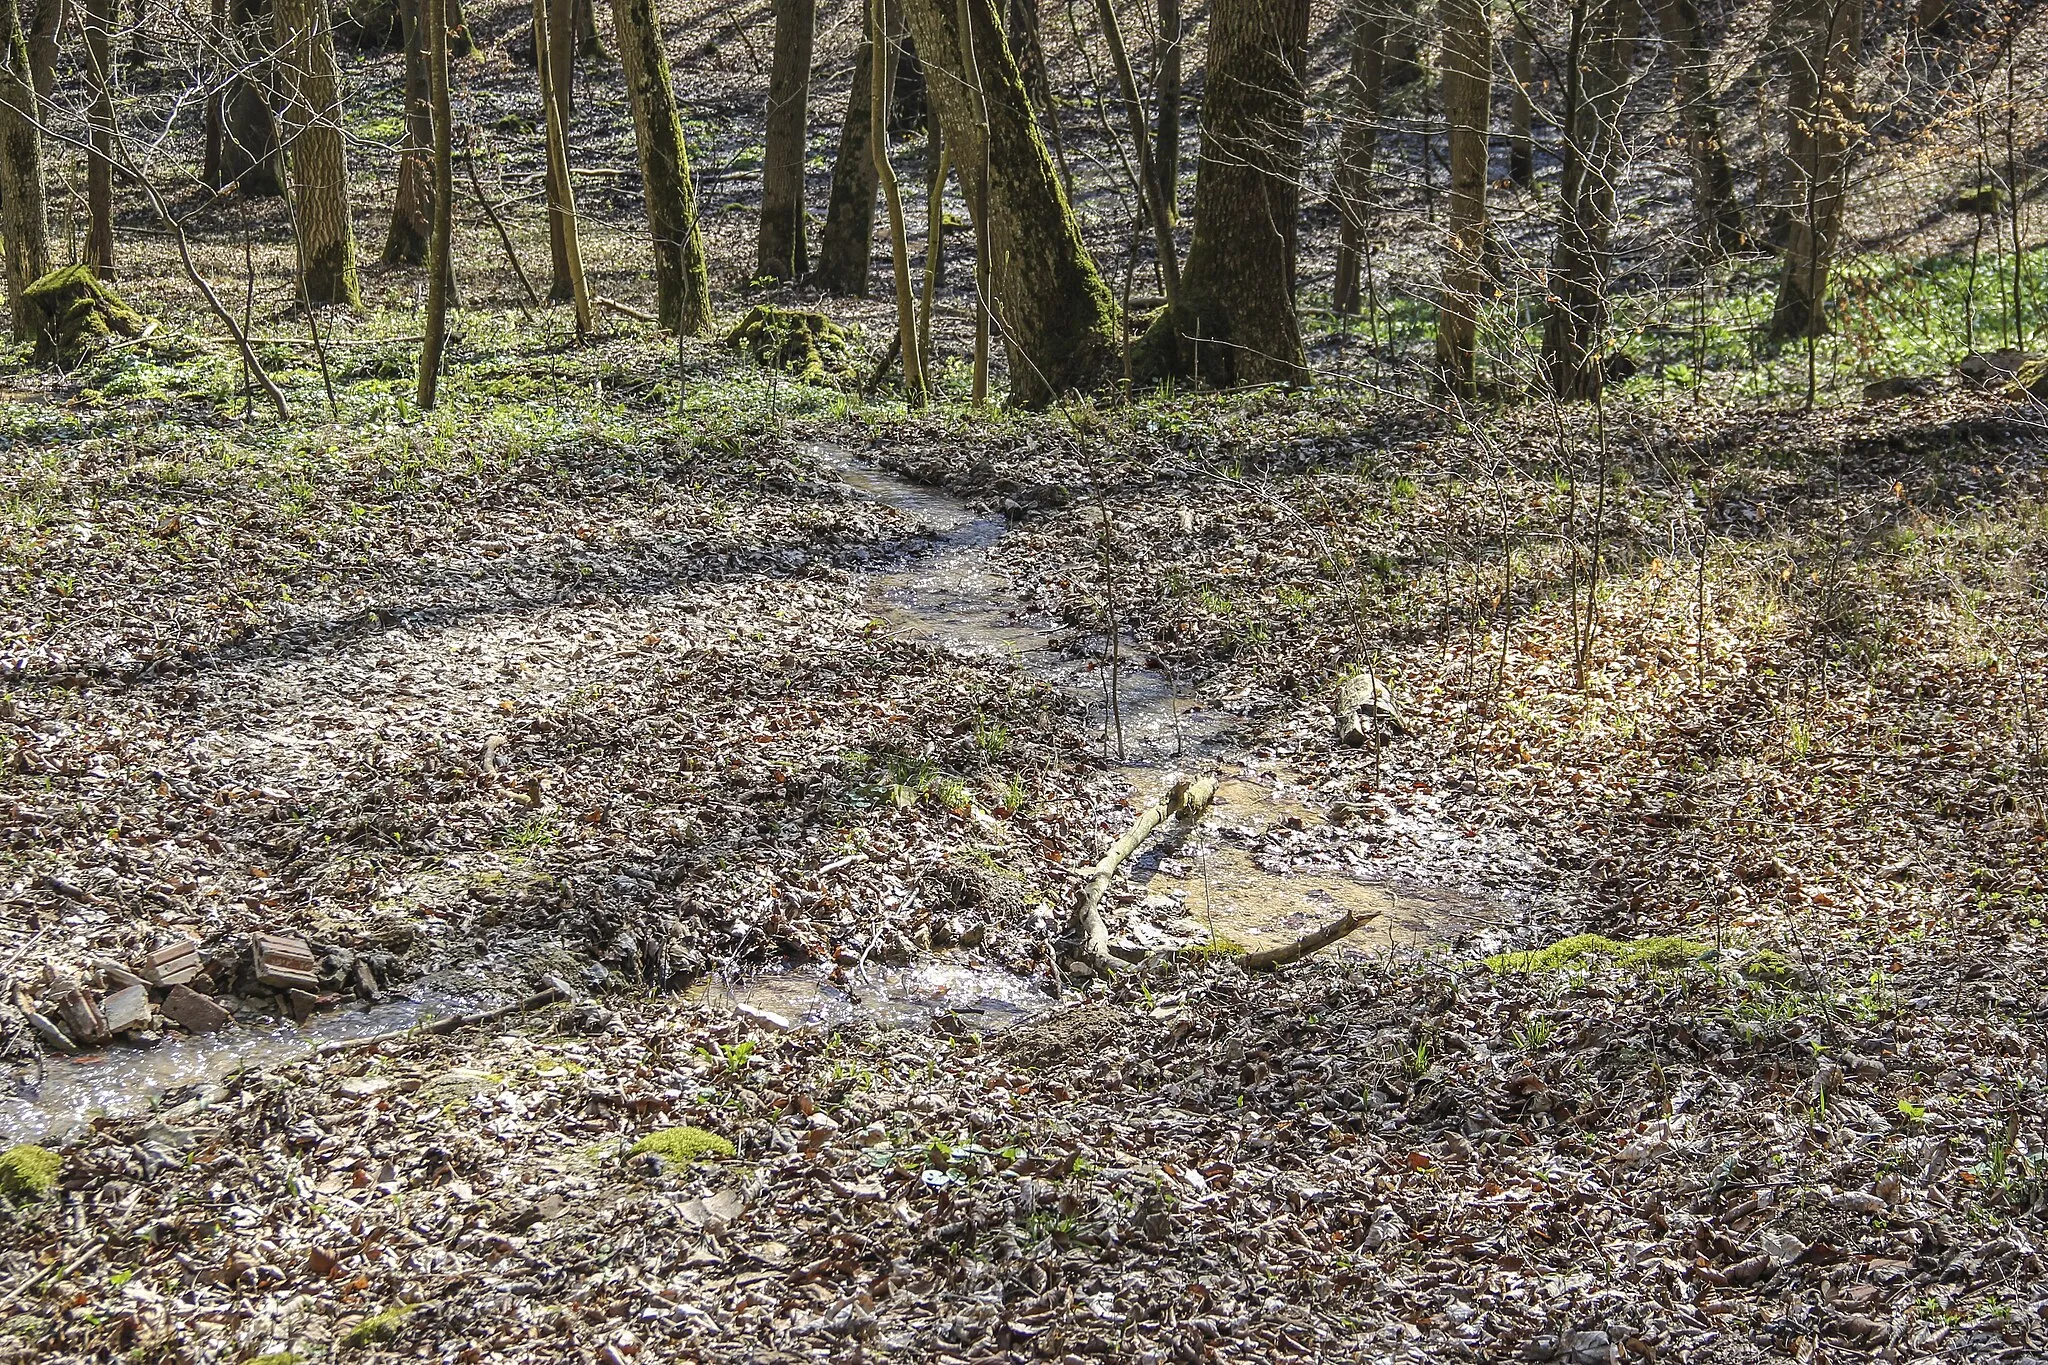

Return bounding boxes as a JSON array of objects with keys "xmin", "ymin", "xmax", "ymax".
[
  {"xmin": 612, "ymin": 0, "xmax": 712, "ymax": 334},
  {"xmin": 1434, "ymin": 0, "xmax": 1491, "ymax": 395},
  {"xmin": 1540, "ymin": 0, "xmax": 1637, "ymax": 399},
  {"xmin": 0, "ymin": 0, "xmax": 50, "ymax": 339},
  {"xmin": 383, "ymin": 0, "xmax": 432, "ymax": 264},
  {"xmin": 84, "ymin": 0, "xmax": 116, "ymax": 274},
  {"xmin": 539, "ymin": 0, "xmax": 579, "ymax": 297},
  {"xmin": 1770, "ymin": 0, "xmax": 1860, "ymax": 339},
  {"xmin": 757, "ymin": 0, "xmax": 814, "ymax": 280},
  {"xmin": 276, "ymin": 0, "xmax": 361, "ymax": 306},
  {"xmin": 417, "ymin": 0, "xmax": 453, "ymax": 407},
  {"xmin": 1650, "ymin": 0, "xmax": 1742, "ymax": 254},
  {"xmin": 1333, "ymin": 0, "xmax": 1385, "ymax": 315},
  {"xmin": 898, "ymin": 0, "xmax": 1124, "ymax": 403},
  {"xmin": 1136, "ymin": 0, "xmax": 1309, "ymax": 388},
  {"xmin": 810, "ymin": 20, "xmax": 882, "ymax": 294}
]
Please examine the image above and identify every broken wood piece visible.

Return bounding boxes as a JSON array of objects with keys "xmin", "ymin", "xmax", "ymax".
[
  {"xmin": 1238, "ymin": 908, "xmax": 1381, "ymax": 971},
  {"xmin": 160, "ymin": 984, "xmax": 231, "ymax": 1033},
  {"xmin": 101, "ymin": 984, "xmax": 153, "ymax": 1034},
  {"xmin": 140, "ymin": 939, "xmax": 201, "ymax": 987},
  {"xmin": 18, "ymin": 998, "xmax": 77, "ymax": 1053},
  {"xmin": 593, "ymin": 294, "xmax": 657, "ymax": 324},
  {"xmin": 1070, "ymin": 773, "xmax": 1222, "ymax": 971},
  {"xmin": 314, "ymin": 978, "xmax": 574, "ymax": 1057},
  {"xmin": 1334, "ymin": 668, "xmax": 1411, "ymax": 748},
  {"xmin": 251, "ymin": 933, "xmax": 319, "ymax": 992}
]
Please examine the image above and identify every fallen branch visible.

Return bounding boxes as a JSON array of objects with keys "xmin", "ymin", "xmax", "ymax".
[
  {"xmin": 594, "ymin": 294, "xmax": 657, "ymax": 324},
  {"xmin": 1071, "ymin": 774, "xmax": 1218, "ymax": 970},
  {"xmin": 315, "ymin": 976, "xmax": 574, "ymax": 1056},
  {"xmin": 0, "ymin": 1238, "xmax": 104, "ymax": 1314},
  {"xmin": 1238, "ymin": 908, "xmax": 1379, "ymax": 971}
]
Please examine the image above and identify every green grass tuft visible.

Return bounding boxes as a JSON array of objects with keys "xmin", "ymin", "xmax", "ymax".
[
  {"xmin": 341, "ymin": 1305, "xmax": 417, "ymax": 1348},
  {"xmin": 1484, "ymin": 933, "xmax": 1709, "ymax": 974},
  {"xmin": 0, "ymin": 1145, "xmax": 60, "ymax": 1204},
  {"xmin": 630, "ymin": 1125, "xmax": 736, "ymax": 1168}
]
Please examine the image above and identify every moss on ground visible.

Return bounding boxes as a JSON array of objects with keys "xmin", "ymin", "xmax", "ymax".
[
  {"xmin": 1739, "ymin": 949, "xmax": 1802, "ymax": 984},
  {"xmin": 341, "ymin": 1304, "xmax": 416, "ymax": 1348},
  {"xmin": 0, "ymin": 1145, "xmax": 60, "ymax": 1204},
  {"xmin": 1485, "ymin": 933, "xmax": 1709, "ymax": 975},
  {"xmin": 630, "ymin": 1126, "xmax": 735, "ymax": 1168}
]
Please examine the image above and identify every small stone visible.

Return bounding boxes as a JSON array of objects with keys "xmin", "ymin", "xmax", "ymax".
[
  {"xmin": 160, "ymin": 985, "xmax": 231, "ymax": 1033},
  {"xmin": 286, "ymin": 988, "xmax": 319, "ymax": 1023},
  {"xmin": 1566, "ymin": 1329, "xmax": 1614, "ymax": 1365},
  {"xmin": 101, "ymin": 984, "xmax": 153, "ymax": 1034},
  {"xmin": 251, "ymin": 932, "xmax": 320, "ymax": 992},
  {"xmin": 139, "ymin": 939, "xmax": 202, "ymax": 987},
  {"xmin": 339, "ymin": 1076, "xmax": 393, "ymax": 1099}
]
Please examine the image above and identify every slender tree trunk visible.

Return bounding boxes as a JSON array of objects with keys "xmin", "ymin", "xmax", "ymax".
[
  {"xmin": 613, "ymin": 0, "xmax": 712, "ymax": 333},
  {"xmin": 1093, "ymin": 0, "xmax": 1176, "ymax": 304},
  {"xmin": 84, "ymin": 0, "xmax": 116, "ymax": 274},
  {"xmin": 539, "ymin": 0, "xmax": 578, "ymax": 296},
  {"xmin": 418, "ymin": 0, "xmax": 453, "ymax": 406},
  {"xmin": 276, "ymin": 0, "xmax": 361, "ymax": 306},
  {"xmin": 1154, "ymin": 0, "xmax": 1181, "ymax": 212},
  {"xmin": 576, "ymin": 0, "xmax": 603, "ymax": 58},
  {"xmin": 872, "ymin": 0, "xmax": 924, "ymax": 399},
  {"xmin": 758, "ymin": 0, "xmax": 815, "ymax": 280},
  {"xmin": 537, "ymin": 0, "xmax": 591, "ymax": 328},
  {"xmin": 1506, "ymin": 11, "xmax": 1533, "ymax": 188},
  {"xmin": 811, "ymin": 17, "xmax": 884, "ymax": 294},
  {"xmin": 1650, "ymin": 0, "xmax": 1742, "ymax": 253},
  {"xmin": 1541, "ymin": 0, "xmax": 1638, "ymax": 398},
  {"xmin": 385, "ymin": 0, "xmax": 432, "ymax": 263},
  {"xmin": 1333, "ymin": 0, "xmax": 1385, "ymax": 314},
  {"xmin": 217, "ymin": 0, "xmax": 283, "ymax": 195},
  {"xmin": 26, "ymin": 0, "xmax": 60, "ymax": 97},
  {"xmin": 897, "ymin": 0, "xmax": 1121, "ymax": 403},
  {"xmin": 204, "ymin": 0, "xmax": 226, "ymax": 186},
  {"xmin": 1435, "ymin": 0, "xmax": 1491, "ymax": 394},
  {"xmin": 0, "ymin": 0, "xmax": 50, "ymax": 340},
  {"xmin": 1769, "ymin": 0, "xmax": 1860, "ymax": 339},
  {"xmin": 1138, "ymin": 0, "xmax": 1309, "ymax": 387},
  {"xmin": 919, "ymin": 110, "xmax": 947, "ymax": 363}
]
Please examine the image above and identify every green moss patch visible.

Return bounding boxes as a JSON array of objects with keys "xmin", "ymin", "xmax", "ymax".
[
  {"xmin": 22, "ymin": 266, "xmax": 147, "ymax": 367},
  {"xmin": 1739, "ymin": 949, "xmax": 1802, "ymax": 984},
  {"xmin": 0, "ymin": 1145, "xmax": 60, "ymax": 1204},
  {"xmin": 341, "ymin": 1304, "xmax": 416, "ymax": 1348},
  {"xmin": 1484, "ymin": 934, "xmax": 1710, "ymax": 975},
  {"xmin": 630, "ymin": 1126, "xmax": 735, "ymax": 1168},
  {"xmin": 723, "ymin": 306, "xmax": 854, "ymax": 384}
]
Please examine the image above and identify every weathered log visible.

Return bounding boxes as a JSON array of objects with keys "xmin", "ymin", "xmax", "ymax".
[
  {"xmin": 1238, "ymin": 907, "xmax": 1378, "ymax": 970},
  {"xmin": 1070, "ymin": 774, "xmax": 1217, "ymax": 970}
]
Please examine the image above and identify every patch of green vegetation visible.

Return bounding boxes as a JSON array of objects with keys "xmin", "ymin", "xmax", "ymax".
[
  {"xmin": 341, "ymin": 1304, "xmax": 416, "ymax": 1348},
  {"xmin": 0, "ymin": 1145, "xmax": 60, "ymax": 1204},
  {"xmin": 246, "ymin": 1351, "xmax": 305, "ymax": 1365},
  {"xmin": 724, "ymin": 306, "xmax": 855, "ymax": 385},
  {"xmin": 1484, "ymin": 933, "xmax": 1709, "ymax": 975},
  {"xmin": 1740, "ymin": 949, "xmax": 1801, "ymax": 984},
  {"xmin": 629, "ymin": 1126, "xmax": 735, "ymax": 1168}
]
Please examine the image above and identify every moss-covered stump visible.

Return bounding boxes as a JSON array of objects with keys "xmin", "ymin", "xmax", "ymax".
[
  {"xmin": 22, "ymin": 266, "xmax": 146, "ymax": 367},
  {"xmin": 0, "ymin": 1144, "xmax": 60, "ymax": 1204},
  {"xmin": 723, "ymin": 306, "xmax": 854, "ymax": 384}
]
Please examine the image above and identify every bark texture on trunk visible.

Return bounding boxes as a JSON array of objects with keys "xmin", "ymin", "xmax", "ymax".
[
  {"xmin": 27, "ymin": 0, "xmax": 60, "ymax": 97},
  {"xmin": 1650, "ymin": 0, "xmax": 1742, "ymax": 253},
  {"xmin": 276, "ymin": 0, "xmax": 361, "ymax": 306},
  {"xmin": 1541, "ymin": 0, "xmax": 1638, "ymax": 398},
  {"xmin": 540, "ymin": 0, "xmax": 577, "ymax": 296},
  {"xmin": 897, "ymin": 0, "xmax": 1121, "ymax": 404},
  {"xmin": 1506, "ymin": 16, "xmax": 1533, "ymax": 188},
  {"xmin": 872, "ymin": 0, "xmax": 923, "ymax": 398},
  {"xmin": 84, "ymin": 0, "xmax": 116, "ymax": 274},
  {"xmin": 613, "ymin": 0, "xmax": 712, "ymax": 334},
  {"xmin": 1138, "ymin": 0, "xmax": 1309, "ymax": 387},
  {"xmin": 1770, "ymin": 0, "xmax": 1860, "ymax": 339},
  {"xmin": 215, "ymin": 0, "xmax": 283, "ymax": 195},
  {"xmin": 417, "ymin": 0, "xmax": 453, "ymax": 406},
  {"xmin": 1434, "ymin": 0, "xmax": 1491, "ymax": 394},
  {"xmin": 1154, "ymin": 0, "xmax": 1181, "ymax": 210},
  {"xmin": 811, "ymin": 23, "xmax": 882, "ymax": 294},
  {"xmin": 1332, "ymin": 0, "xmax": 1385, "ymax": 315},
  {"xmin": 0, "ymin": 0, "xmax": 49, "ymax": 340},
  {"xmin": 384, "ymin": 0, "xmax": 432, "ymax": 264},
  {"xmin": 758, "ymin": 0, "xmax": 815, "ymax": 280}
]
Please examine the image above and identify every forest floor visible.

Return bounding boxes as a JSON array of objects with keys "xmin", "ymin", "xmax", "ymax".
[{"xmin": 5, "ymin": 0, "xmax": 2048, "ymax": 1361}]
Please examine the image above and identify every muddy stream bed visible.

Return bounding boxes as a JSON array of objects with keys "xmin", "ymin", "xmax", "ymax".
[{"xmin": 4, "ymin": 448, "xmax": 1486, "ymax": 1141}]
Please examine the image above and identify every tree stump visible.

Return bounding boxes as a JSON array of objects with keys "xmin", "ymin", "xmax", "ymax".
[
  {"xmin": 21, "ymin": 266, "xmax": 146, "ymax": 366},
  {"xmin": 724, "ymin": 306, "xmax": 855, "ymax": 384}
]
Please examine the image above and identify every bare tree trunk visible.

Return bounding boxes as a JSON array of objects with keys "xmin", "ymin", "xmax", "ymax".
[
  {"xmin": 1093, "ymin": 0, "xmax": 1176, "ymax": 303},
  {"xmin": 1541, "ymin": 0, "xmax": 1638, "ymax": 398},
  {"xmin": 576, "ymin": 0, "xmax": 603, "ymax": 57},
  {"xmin": 1435, "ymin": 0, "xmax": 1491, "ymax": 394},
  {"xmin": 1333, "ymin": 0, "xmax": 1385, "ymax": 314},
  {"xmin": 536, "ymin": 0, "xmax": 591, "ymax": 328},
  {"xmin": 613, "ymin": 0, "xmax": 712, "ymax": 333},
  {"xmin": 216, "ymin": 0, "xmax": 283, "ymax": 196},
  {"xmin": 811, "ymin": 16, "xmax": 884, "ymax": 294},
  {"xmin": 84, "ymin": 0, "xmax": 116, "ymax": 274},
  {"xmin": 1506, "ymin": 10, "xmax": 1532, "ymax": 188},
  {"xmin": 539, "ymin": 0, "xmax": 577, "ymax": 295},
  {"xmin": 897, "ymin": 0, "xmax": 1121, "ymax": 403},
  {"xmin": 872, "ymin": 0, "xmax": 924, "ymax": 399},
  {"xmin": 0, "ymin": 0, "xmax": 49, "ymax": 339},
  {"xmin": 276, "ymin": 0, "xmax": 360, "ymax": 306},
  {"xmin": 1139, "ymin": 0, "xmax": 1308, "ymax": 387},
  {"xmin": 204, "ymin": 0, "xmax": 225, "ymax": 185},
  {"xmin": 26, "ymin": 0, "xmax": 61, "ymax": 97},
  {"xmin": 1154, "ymin": 0, "xmax": 1181, "ymax": 211},
  {"xmin": 417, "ymin": 0, "xmax": 453, "ymax": 407},
  {"xmin": 1650, "ymin": 0, "xmax": 1742, "ymax": 253},
  {"xmin": 384, "ymin": 0, "xmax": 432, "ymax": 264},
  {"xmin": 758, "ymin": 0, "xmax": 815, "ymax": 280},
  {"xmin": 1769, "ymin": 0, "xmax": 1860, "ymax": 339}
]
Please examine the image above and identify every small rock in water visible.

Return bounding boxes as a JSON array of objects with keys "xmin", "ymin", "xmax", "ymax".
[
  {"xmin": 102, "ymin": 984, "xmax": 153, "ymax": 1035},
  {"xmin": 160, "ymin": 985, "xmax": 231, "ymax": 1033},
  {"xmin": 735, "ymin": 1003, "xmax": 792, "ymax": 1031}
]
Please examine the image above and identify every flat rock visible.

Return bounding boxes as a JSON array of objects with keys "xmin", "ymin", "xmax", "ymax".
[
  {"xmin": 160, "ymin": 984, "xmax": 232, "ymax": 1033},
  {"xmin": 102, "ymin": 984, "xmax": 153, "ymax": 1034}
]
